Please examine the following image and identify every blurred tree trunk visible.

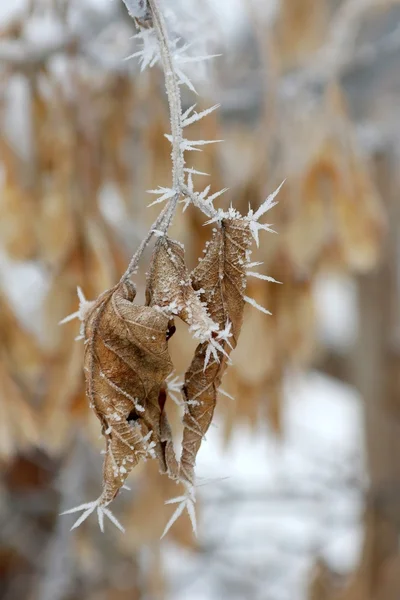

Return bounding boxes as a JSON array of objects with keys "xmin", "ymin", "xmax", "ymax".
[{"xmin": 349, "ymin": 147, "xmax": 400, "ymax": 600}]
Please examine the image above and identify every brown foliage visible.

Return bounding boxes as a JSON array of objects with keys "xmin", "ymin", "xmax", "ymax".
[
  {"xmin": 81, "ymin": 280, "xmax": 177, "ymax": 505},
  {"xmin": 180, "ymin": 217, "xmax": 252, "ymax": 484}
]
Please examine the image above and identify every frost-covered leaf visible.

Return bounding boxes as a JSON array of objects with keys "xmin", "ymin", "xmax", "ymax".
[
  {"xmin": 62, "ymin": 281, "xmax": 177, "ymax": 529},
  {"xmin": 180, "ymin": 218, "xmax": 253, "ymax": 485},
  {"xmin": 146, "ymin": 236, "xmax": 218, "ymax": 344}
]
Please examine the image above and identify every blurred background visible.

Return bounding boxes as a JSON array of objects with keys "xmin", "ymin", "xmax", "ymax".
[{"xmin": 0, "ymin": 0, "xmax": 399, "ymax": 599}]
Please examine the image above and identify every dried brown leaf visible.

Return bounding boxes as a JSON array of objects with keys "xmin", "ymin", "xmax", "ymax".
[
  {"xmin": 180, "ymin": 218, "xmax": 253, "ymax": 485},
  {"xmin": 146, "ymin": 235, "xmax": 217, "ymax": 342},
  {"xmin": 82, "ymin": 280, "xmax": 175, "ymax": 506}
]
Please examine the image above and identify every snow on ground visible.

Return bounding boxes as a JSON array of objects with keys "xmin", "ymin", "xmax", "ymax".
[{"xmin": 164, "ymin": 371, "xmax": 365, "ymax": 600}]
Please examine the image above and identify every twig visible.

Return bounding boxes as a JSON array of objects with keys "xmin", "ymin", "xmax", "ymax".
[
  {"xmin": 120, "ymin": 0, "xmax": 217, "ymax": 282},
  {"xmin": 148, "ymin": 0, "xmax": 184, "ymax": 191}
]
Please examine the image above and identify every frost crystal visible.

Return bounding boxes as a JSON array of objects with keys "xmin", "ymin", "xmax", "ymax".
[
  {"xmin": 162, "ymin": 484, "xmax": 197, "ymax": 539},
  {"xmin": 125, "ymin": 29, "xmax": 159, "ymax": 71},
  {"xmin": 244, "ymin": 296, "xmax": 272, "ymax": 316},
  {"xmin": 61, "ymin": 500, "xmax": 125, "ymax": 534}
]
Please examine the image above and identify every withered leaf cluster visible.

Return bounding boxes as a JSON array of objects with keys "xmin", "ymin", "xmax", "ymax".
[{"xmin": 74, "ymin": 214, "xmax": 256, "ymax": 522}]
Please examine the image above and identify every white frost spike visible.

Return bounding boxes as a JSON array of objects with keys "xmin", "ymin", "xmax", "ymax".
[
  {"xmin": 175, "ymin": 67, "xmax": 198, "ymax": 94},
  {"xmin": 181, "ymin": 103, "xmax": 197, "ymax": 121},
  {"xmin": 166, "ymin": 373, "xmax": 184, "ymax": 406},
  {"xmin": 199, "ymin": 184, "xmax": 211, "ymax": 200},
  {"xmin": 204, "ymin": 336, "xmax": 231, "ymax": 371},
  {"xmin": 147, "ymin": 187, "xmax": 176, "ymax": 206},
  {"xmin": 59, "ymin": 287, "xmax": 94, "ymax": 327},
  {"xmin": 182, "ymin": 104, "xmax": 220, "ymax": 128},
  {"xmin": 166, "ymin": 135, "xmax": 224, "ymax": 152},
  {"xmin": 77, "ymin": 286, "xmax": 85, "ymax": 303},
  {"xmin": 246, "ymin": 181, "xmax": 284, "ymax": 246},
  {"xmin": 247, "ymin": 261, "xmax": 264, "ymax": 268},
  {"xmin": 59, "ymin": 311, "xmax": 79, "ymax": 325},
  {"xmin": 161, "ymin": 486, "xmax": 197, "ymax": 538},
  {"xmin": 207, "ymin": 188, "xmax": 229, "ymax": 204},
  {"xmin": 247, "ymin": 272, "xmax": 282, "ymax": 284},
  {"xmin": 184, "ymin": 167, "xmax": 210, "ymax": 177},
  {"xmin": 253, "ymin": 180, "xmax": 285, "ymax": 222},
  {"xmin": 125, "ymin": 29, "xmax": 159, "ymax": 71},
  {"xmin": 181, "ymin": 139, "xmax": 223, "ymax": 152},
  {"xmin": 248, "ymin": 221, "xmax": 277, "ymax": 248},
  {"xmin": 61, "ymin": 500, "xmax": 125, "ymax": 533},
  {"xmin": 218, "ymin": 388, "xmax": 234, "ymax": 401},
  {"xmin": 244, "ymin": 296, "xmax": 272, "ymax": 316},
  {"xmin": 98, "ymin": 507, "xmax": 104, "ymax": 533},
  {"xmin": 102, "ymin": 508, "xmax": 126, "ymax": 533},
  {"xmin": 176, "ymin": 53, "xmax": 221, "ymax": 65},
  {"xmin": 217, "ymin": 320, "xmax": 233, "ymax": 349}
]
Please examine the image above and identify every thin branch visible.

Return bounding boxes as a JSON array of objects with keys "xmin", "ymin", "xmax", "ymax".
[
  {"xmin": 120, "ymin": 0, "xmax": 217, "ymax": 282},
  {"xmin": 148, "ymin": 0, "xmax": 184, "ymax": 191}
]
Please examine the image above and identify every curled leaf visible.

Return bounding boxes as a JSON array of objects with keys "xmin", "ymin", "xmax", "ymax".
[
  {"xmin": 180, "ymin": 218, "xmax": 253, "ymax": 485},
  {"xmin": 146, "ymin": 236, "xmax": 218, "ymax": 343},
  {"xmin": 63, "ymin": 281, "xmax": 177, "ymax": 529}
]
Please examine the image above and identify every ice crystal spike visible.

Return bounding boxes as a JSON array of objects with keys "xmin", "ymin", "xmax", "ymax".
[
  {"xmin": 147, "ymin": 186, "xmax": 176, "ymax": 206},
  {"xmin": 218, "ymin": 387, "xmax": 235, "ymax": 400},
  {"xmin": 182, "ymin": 104, "xmax": 220, "ymax": 128},
  {"xmin": 244, "ymin": 296, "xmax": 272, "ymax": 316},
  {"xmin": 61, "ymin": 500, "xmax": 125, "ymax": 533},
  {"xmin": 166, "ymin": 373, "xmax": 184, "ymax": 406},
  {"xmin": 247, "ymin": 272, "xmax": 283, "ymax": 284},
  {"xmin": 161, "ymin": 485, "xmax": 197, "ymax": 539},
  {"xmin": 252, "ymin": 180, "xmax": 285, "ymax": 221}
]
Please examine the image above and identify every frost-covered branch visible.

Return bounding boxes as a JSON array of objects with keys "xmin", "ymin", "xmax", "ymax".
[
  {"xmin": 61, "ymin": 0, "xmax": 281, "ymax": 538},
  {"xmin": 148, "ymin": 0, "xmax": 184, "ymax": 191},
  {"xmin": 120, "ymin": 0, "xmax": 221, "ymax": 281}
]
